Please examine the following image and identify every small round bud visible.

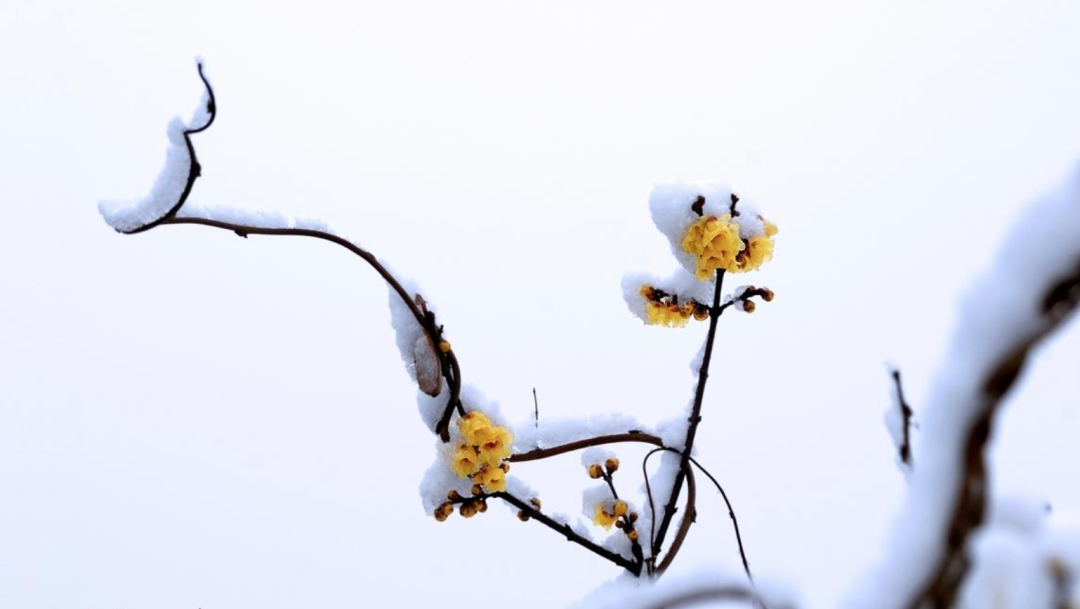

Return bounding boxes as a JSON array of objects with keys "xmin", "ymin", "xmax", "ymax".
[
  {"xmin": 517, "ymin": 510, "xmax": 530, "ymax": 522},
  {"xmin": 439, "ymin": 341, "xmax": 452, "ymax": 353},
  {"xmin": 500, "ymin": 462, "xmax": 510, "ymax": 473},
  {"xmin": 605, "ymin": 458, "xmax": 620, "ymax": 473},
  {"xmin": 587, "ymin": 464, "xmax": 604, "ymax": 479},
  {"xmin": 760, "ymin": 288, "xmax": 774, "ymax": 302},
  {"xmin": 460, "ymin": 502, "xmax": 478, "ymax": 518},
  {"xmin": 447, "ymin": 490, "xmax": 461, "ymax": 501},
  {"xmin": 613, "ymin": 500, "xmax": 628, "ymax": 517},
  {"xmin": 693, "ymin": 305, "xmax": 709, "ymax": 321},
  {"xmin": 629, "ymin": 512, "xmax": 639, "ymax": 523},
  {"xmin": 471, "ymin": 484, "xmax": 483, "ymax": 496},
  {"xmin": 741, "ymin": 300, "xmax": 756, "ymax": 313},
  {"xmin": 477, "ymin": 499, "xmax": 488, "ymax": 513},
  {"xmin": 615, "ymin": 520, "xmax": 624, "ymax": 529},
  {"xmin": 529, "ymin": 497, "xmax": 542, "ymax": 510},
  {"xmin": 627, "ymin": 529, "xmax": 639, "ymax": 541}
]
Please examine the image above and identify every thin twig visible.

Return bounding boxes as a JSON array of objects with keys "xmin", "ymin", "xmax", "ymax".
[
  {"xmin": 891, "ymin": 369, "xmax": 914, "ymax": 467},
  {"xmin": 656, "ymin": 466, "xmax": 697, "ymax": 574},
  {"xmin": 652, "ymin": 268, "xmax": 726, "ymax": 560},
  {"xmin": 511, "ymin": 432, "xmax": 663, "ymax": 463},
  {"xmin": 687, "ymin": 455, "xmax": 756, "ymax": 589}
]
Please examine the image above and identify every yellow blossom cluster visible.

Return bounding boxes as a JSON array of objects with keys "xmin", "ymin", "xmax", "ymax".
[
  {"xmin": 450, "ymin": 411, "xmax": 513, "ymax": 493},
  {"xmin": 681, "ymin": 214, "xmax": 778, "ymax": 279},
  {"xmin": 592, "ymin": 500, "xmax": 628, "ymax": 530},
  {"xmin": 640, "ymin": 286, "xmax": 709, "ymax": 328}
]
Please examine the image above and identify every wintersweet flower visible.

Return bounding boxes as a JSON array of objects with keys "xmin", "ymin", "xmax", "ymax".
[
  {"xmin": 681, "ymin": 214, "xmax": 744, "ymax": 279},
  {"xmin": 452, "ymin": 443, "xmax": 480, "ymax": 477},
  {"xmin": 472, "ymin": 463, "xmax": 507, "ymax": 492},
  {"xmin": 478, "ymin": 427, "xmax": 513, "ymax": 465},
  {"xmin": 735, "ymin": 235, "xmax": 774, "ymax": 272},
  {"xmin": 459, "ymin": 411, "xmax": 493, "ymax": 444},
  {"xmin": 593, "ymin": 504, "xmax": 619, "ymax": 529}
]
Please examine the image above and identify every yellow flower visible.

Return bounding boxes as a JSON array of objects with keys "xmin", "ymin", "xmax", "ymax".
[
  {"xmin": 451, "ymin": 444, "xmax": 480, "ymax": 478},
  {"xmin": 764, "ymin": 220, "xmax": 779, "ymax": 238},
  {"xmin": 472, "ymin": 463, "xmax": 506, "ymax": 492},
  {"xmin": 593, "ymin": 504, "xmax": 619, "ymax": 530},
  {"xmin": 644, "ymin": 301, "xmax": 691, "ymax": 328},
  {"xmin": 735, "ymin": 234, "xmax": 774, "ymax": 272},
  {"xmin": 458, "ymin": 411, "xmax": 493, "ymax": 445},
  {"xmin": 681, "ymin": 214, "xmax": 745, "ymax": 280},
  {"xmin": 478, "ymin": 427, "xmax": 513, "ymax": 465},
  {"xmin": 613, "ymin": 500, "xmax": 628, "ymax": 517}
]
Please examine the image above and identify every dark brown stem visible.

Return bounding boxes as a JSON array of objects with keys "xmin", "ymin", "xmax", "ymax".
[
  {"xmin": 510, "ymin": 432, "xmax": 663, "ymax": 463},
  {"xmin": 656, "ymin": 466, "xmax": 696, "ymax": 574},
  {"xmin": 640, "ymin": 586, "xmax": 791, "ymax": 609},
  {"xmin": 495, "ymin": 491, "xmax": 642, "ymax": 575},
  {"xmin": 891, "ymin": 369, "xmax": 914, "ymax": 467},
  {"xmin": 652, "ymin": 268, "xmax": 726, "ymax": 560},
  {"xmin": 687, "ymin": 455, "xmax": 756, "ymax": 590}
]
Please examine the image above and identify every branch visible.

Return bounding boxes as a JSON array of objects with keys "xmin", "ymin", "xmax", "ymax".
[
  {"xmin": 652, "ymin": 268, "xmax": 726, "ymax": 560},
  {"xmin": 890, "ymin": 369, "xmax": 914, "ymax": 468},
  {"xmin": 104, "ymin": 63, "xmax": 465, "ymax": 441},
  {"xmin": 511, "ymin": 432, "xmax": 664, "ymax": 463},
  {"xmin": 656, "ymin": 466, "xmax": 696, "ymax": 574},
  {"xmin": 494, "ymin": 491, "xmax": 642, "ymax": 575}
]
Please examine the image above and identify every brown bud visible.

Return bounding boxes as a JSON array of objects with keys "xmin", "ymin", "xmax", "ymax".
[
  {"xmin": 471, "ymin": 484, "xmax": 483, "ymax": 496},
  {"xmin": 439, "ymin": 340, "xmax": 452, "ymax": 353},
  {"xmin": 529, "ymin": 497, "xmax": 542, "ymax": 510},
  {"xmin": 741, "ymin": 300, "xmax": 756, "ymax": 313},
  {"xmin": 477, "ymin": 499, "xmax": 488, "ymax": 513},
  {"xmin": 587, "ymin": 464, "xmax": 604, "ymax": 479},
  {"xmin": 760, "ymin": 288, "xmax": 774, "ymax": 302},
  {"xmin": 629, "ymin": 512, "xmax": 639, "ymax": 523},
  {"xmin": 459, "ymin": 502, "xmax": 478, "ymax": 518},
  {"xmin": 605, "ymin": 458, "xmax": 620, "ymax": 473},
  {"xmin": 447, "ymin": 490, "xmax": 461, "ymax": 501},
  {"xmin": 517, "ymin": 510, "xmax": 530, "ymax": 522},
  {"xmin": 693, "ymin": 305, "xmax": 709, "ymax": 321},
  {"xmin": 500, "ymin": 462, "xmax": 510, "ymax": 473},
  {"xmin": 627, "ymin": 529, "xmax": 639, "ymax": 541},
  {"xmin": 615, "ymin": 520, "xmax": 624, "ymax": 529}
]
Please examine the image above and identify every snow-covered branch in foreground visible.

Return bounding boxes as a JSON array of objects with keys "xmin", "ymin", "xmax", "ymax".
[{"xmin": 848, "ymin": 165, "xmax": 1080, "ymax": 609}]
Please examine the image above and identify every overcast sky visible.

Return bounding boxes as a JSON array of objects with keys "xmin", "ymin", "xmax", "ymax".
[{"xmin": 2, "ymin": 2, "xmax": 1080, "ymax": 608}]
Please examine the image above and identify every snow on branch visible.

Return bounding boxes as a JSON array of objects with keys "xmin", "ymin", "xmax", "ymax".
[{"xmin": 849, "ymin": 164, "xmax": 1080, "ymax": 609}]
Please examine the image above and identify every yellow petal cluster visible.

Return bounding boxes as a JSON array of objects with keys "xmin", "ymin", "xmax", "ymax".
[
  {"xmin": 593, "ymin": 504, "xmax": 619, "ymax": 530},
  {"xmin": 681, "ymin": 215, "xmax": 778, "ymax": 278},
  {"xmin": 449, "ymin": 410, "xmax": 514, "ymax": 492},
  {"xmin": 639, "ymin": 286, "xmax": 708, "ymax": 328}
]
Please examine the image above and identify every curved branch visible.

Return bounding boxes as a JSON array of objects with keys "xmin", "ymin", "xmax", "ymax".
[
  {"xmin": 656, "ymin": 466, "xmax": 696, "ymax": 573},
  {"xmin": 640, "ymin": 586, "xmax": 790, "ymax": 609},
  {"xmin": 124, "ymin": 61, "xmax": 216, "ymax": 236},
  {"xmin": 511, "ymin": 432, "xmax": 664, "ymax": 463},
  {"xmin": 686, "ymin": 455, "xmax": 756, "ymax": 588},
  {"xmin": 107, "ymin": 63, "xmax": 464, "ymax": 441}
]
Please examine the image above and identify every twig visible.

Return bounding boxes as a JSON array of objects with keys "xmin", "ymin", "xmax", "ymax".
[
  {"xmin": 656, "ymin": 466, "xmax": 696, "ymax": 574},
  {"xmin": 511, "ymin": 432, "xmax": 663, "ymax": 463},
  {"xmin": 652, "ymin": 268, "xmax": 726, "ymax": 561},
  {"xmin": 639, "ymin": 585, "xmax": 791, "ymax": 609},
  {"xmin": 891, "ymin": 369, "xmax": 914, "ymax": 468},
  {"xmin": 533, "ymin": 387, "xmax": 539, "ymax": 429},
  {"xmin": 108, "ymin": 63, "xmax": 464, "ymax": 442}
]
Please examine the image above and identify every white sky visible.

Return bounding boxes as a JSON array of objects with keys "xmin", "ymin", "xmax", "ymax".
[{"xmin": 2, "ymin": 2, "xmax": 1080, "ymax": 608}]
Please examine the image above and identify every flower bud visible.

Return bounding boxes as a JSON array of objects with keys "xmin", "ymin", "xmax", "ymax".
[
  {"xmin": 477, "ymin": 499, "xmax": 488, "ymax": 513},
  {"xmin": 472, "ymin": 484, "xmax": 483, "ymax": 496},
  {"xmin": 530, "ymin": 497, "xmax": 542, "ymax": 510},
  {"xmin": 587, "ymin": 464, "xmax": 604, "ymax": 479},
  {"xmin": 627, "ymin": 529, "xmax": 639, "ymax": 541},
  {"xmin": 629, "ymin": 512, "xmax": 639, "ymax": 523},
  {"xmin": 605, "ymin": 458, "xmax": 620, "ymax": 473},
  {"xmin": 517, "ymin": 510, "xmax": 530, "ymax": 522},
  {"xmin": 460, "ymin": 502, "xmax": 478, "ymax": 518},
  {"xmin": 760, "ymin": 288, "xmax": 775, "ymax": 302},
  {"xmin": 439, "ymin": 341, "xmax": 452, "ymax": 353},
  {"xmin": 613, "ymin": 500, "xmax": 628, "ymax": 517},
  {"xmin": 741, "ymin": 299, "xmax": 756, "ymax": 313},
  {"xmin": 447, "ymin": 490, "xmax": 461, "ymax": 501},
  {"xmin": 500, "ymin": 462, "xmax": 511, "ymax": 473}
]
